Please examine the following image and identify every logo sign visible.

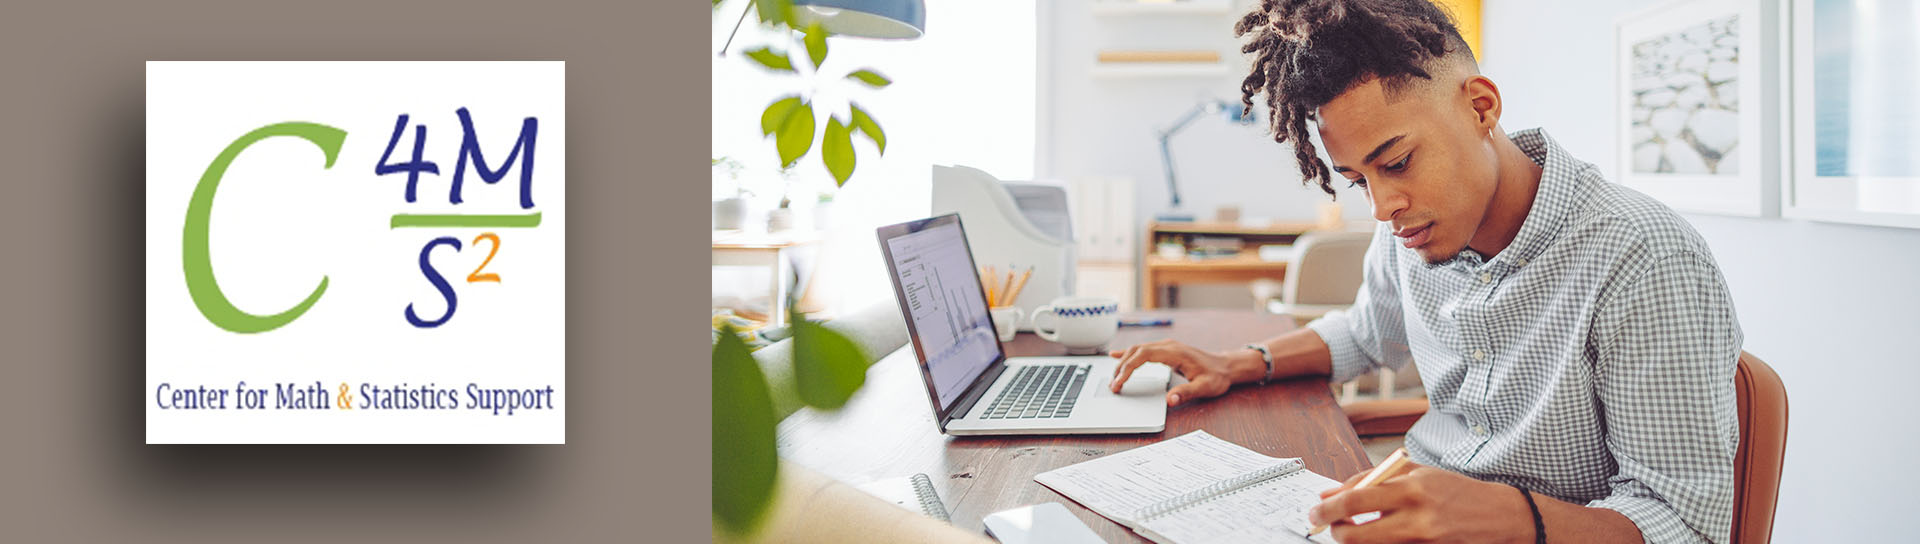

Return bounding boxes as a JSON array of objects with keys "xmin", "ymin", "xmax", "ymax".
[{"xmin": 145, "ymin": 62, "xmax": 565, "ymax": 443}]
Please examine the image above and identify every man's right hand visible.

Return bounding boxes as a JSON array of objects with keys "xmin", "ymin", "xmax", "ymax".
[{"xmin": 1109, "ymin": 339, "xmax": 1258, "ymax": 407}]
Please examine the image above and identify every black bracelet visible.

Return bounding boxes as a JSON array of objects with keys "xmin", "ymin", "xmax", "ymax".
[{"xmin": 1512, "ymin": 484, "xmax": 1545, "ymax": 544}]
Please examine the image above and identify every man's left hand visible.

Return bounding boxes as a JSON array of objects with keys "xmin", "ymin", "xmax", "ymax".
[{"xmin": 1308, "ymin": 462, "xmax": 1536, "ymax": 544}]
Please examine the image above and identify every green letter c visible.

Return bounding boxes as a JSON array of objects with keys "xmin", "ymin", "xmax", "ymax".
[{"xmin": 183, "ymin": 122, "xmax": 347, "ymax": 333}]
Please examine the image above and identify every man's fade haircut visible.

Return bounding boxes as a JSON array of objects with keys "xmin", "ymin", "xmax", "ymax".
[{"xmin": 1235, "ymin": 0, "xmax": 1477, "ymax": 197}]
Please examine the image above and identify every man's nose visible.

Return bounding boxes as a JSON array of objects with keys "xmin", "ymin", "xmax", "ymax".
[{"xmin": 1368, "ymin": 184, "xmax": 1407, "ymax": 223}]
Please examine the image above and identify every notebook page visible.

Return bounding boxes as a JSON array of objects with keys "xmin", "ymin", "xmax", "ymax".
[
  {"xmin": 1138, "ymin": 469, "xmax": 1343, "ymax": 544},
  {"xmin": 1034, "ymin": 430, "xmax": 1294, "ymax": 524}
]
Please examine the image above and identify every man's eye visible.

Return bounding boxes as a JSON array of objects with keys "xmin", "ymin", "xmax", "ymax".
[
  {"xmin": 1347, "ymin": 178, "xmax": 1368, "ymax": 188},
  {"xmin": 1385, "ymin": 154, "xmax": 1412, "ymax": 172}
]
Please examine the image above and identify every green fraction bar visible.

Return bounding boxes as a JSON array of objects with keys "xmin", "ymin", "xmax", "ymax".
[{"xmin": 390, "ymin": 212, "xmax": 543, "ymax": 229}]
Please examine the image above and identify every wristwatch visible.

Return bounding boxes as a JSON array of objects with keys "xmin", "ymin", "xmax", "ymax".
[{"xmin": 1243, "ymin": 343, "xmax": 1274, "ymax": 386}]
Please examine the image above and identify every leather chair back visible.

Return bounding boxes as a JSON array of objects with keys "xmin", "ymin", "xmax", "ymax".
[{"xmin": 1732, "ymin": 351, "xmax": 1788, "ymax": 543}]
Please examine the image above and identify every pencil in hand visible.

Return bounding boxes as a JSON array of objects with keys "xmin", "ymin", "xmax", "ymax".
[{"xmin": 1306, "ymin": 447, "xmax": 1413, "ymax": 537}]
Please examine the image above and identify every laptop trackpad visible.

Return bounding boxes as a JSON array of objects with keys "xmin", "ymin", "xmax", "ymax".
[{"xmin": 1117, "ymin": 363, "xmax": 1171, "ymax": 396}]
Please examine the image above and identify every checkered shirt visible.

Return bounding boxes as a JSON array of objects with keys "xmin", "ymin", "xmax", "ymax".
[{"xmin": 1306, "ymin": 129, "xmax": 1742, "ymax": 543}]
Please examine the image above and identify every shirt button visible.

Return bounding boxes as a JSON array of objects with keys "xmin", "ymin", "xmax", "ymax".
[
  {"xmin": 1472, "ymin": 349, "xmax": 1487, "ymax": 362},
  {"xmin": 1515, "ymin": 257, "xmax": 1529, "ymax": 267},
  {"xmin": 1479, "ymin": 272, "xmax": 1492, "ymax": 284},
  {"xmin": 1472, "ymin": 424, "xmax": 1489, "ymax": 437}
]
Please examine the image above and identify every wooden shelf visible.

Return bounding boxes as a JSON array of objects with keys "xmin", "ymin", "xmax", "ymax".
[
  {"xmin": 1149, "ymin": 221, "xmax": 1322, "ymax": 236},
  {"xmin": 1090, "ymin": 63, "xmax": 1231, "ymax": 79},
  {"xmin": 1091, "ymin": 0, "xmax": 1232, "ymax": 15}
]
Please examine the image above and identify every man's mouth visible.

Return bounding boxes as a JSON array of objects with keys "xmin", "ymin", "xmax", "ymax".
[{"xmin": 1396, "ymin": 223, "xmax": 1433, "ymax": 249}]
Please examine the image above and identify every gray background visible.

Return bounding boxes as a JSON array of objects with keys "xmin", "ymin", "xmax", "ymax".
[{"xmin": 0, "ymin": 1, "xmax": 707, "ymax": 540}]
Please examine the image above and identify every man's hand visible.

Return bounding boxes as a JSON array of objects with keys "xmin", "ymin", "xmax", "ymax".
[
  {"xmin": 1308, "ymin": 463, "xmax": 1536, "ymax": 544},
  {"xmin": 1108, "ymin": 339, "xmax": 1254, "ymax": 407}
]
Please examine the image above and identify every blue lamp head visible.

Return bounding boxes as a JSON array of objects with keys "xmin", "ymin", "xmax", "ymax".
[
  {"xmin": 1217, "ymin": 100, "xmax": 1258, "ymax": 125},
  {"xmin": 791, "ymin": 0, "xmax": 927, "ymax": 39}
]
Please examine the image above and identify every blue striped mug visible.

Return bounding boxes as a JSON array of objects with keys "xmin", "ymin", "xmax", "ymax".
[{"xmin": 1030, "ymin": 296, "xmax": 1120, "ymax": 354}]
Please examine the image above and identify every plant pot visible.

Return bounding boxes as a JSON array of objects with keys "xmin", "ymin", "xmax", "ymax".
[
  {"xmin": 811, "ymin": 202, "xmax": 834, "ymax": 231},
  {"xmin": 714, "ymin": 198, "xmax": 747, "ymax": 230},
  {"xmin": 767, "ymin": 208, "xmax": 795, "ymax": 232}
]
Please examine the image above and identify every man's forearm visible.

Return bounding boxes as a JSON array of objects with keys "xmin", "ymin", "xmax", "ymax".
[{"xmin": 1222, "ymin": 327, "xmax": 1335, "ymax": 385}]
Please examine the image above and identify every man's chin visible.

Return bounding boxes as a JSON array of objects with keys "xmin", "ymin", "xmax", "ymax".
[{"xmin": 1414, "ymin": 244, "xmax": 1463, "ymax": 264}]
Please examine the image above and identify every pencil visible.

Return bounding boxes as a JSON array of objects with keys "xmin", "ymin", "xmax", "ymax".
[
  {"xmin": 1000, "ymin": 268, "xmax": 1017, "ymax": 307},
  {"xmin": 982, "ymin": 266, "xmax": 998, "ymax": 307},
  {"xmin": 1005, "ymin": 266, "xmax": 1034, "ymax": 307},
  {"xmin": 1306, "ymin": 447, "xmax": 1413, "ymax": 537}
]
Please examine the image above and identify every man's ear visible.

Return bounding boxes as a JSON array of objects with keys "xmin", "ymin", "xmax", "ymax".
[{"xmin": 1464, "ymin": 75, "xmax": 1501, "ymax": 133}]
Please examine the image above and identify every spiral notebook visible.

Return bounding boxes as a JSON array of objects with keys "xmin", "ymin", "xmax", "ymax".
[
  {"xmin": 855, "ymin": 473, "xmax": 951, "ymax": 522},
  {"xmin": 1035, "ymin": 430, "xmax": 1341, "ymax": 544}
]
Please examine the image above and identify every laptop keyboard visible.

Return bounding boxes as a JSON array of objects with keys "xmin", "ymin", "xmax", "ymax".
[{"xmin": 978, "ymin": 364, "xmax": 1091, "ymax": 420}]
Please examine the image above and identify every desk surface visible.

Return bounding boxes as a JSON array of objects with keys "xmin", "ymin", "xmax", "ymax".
[{"xmin": 776, "ymin": 309, "xmax": 1372, "ymax": 542}]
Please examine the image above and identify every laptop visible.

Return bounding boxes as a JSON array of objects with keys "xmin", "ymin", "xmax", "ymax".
[{"xmin": 877, "ymin": 213, "xmax": 1166, "ymax": 435}]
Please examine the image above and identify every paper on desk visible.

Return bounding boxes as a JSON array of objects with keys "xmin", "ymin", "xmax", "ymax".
[{"xmin": 1034, "ymin": 430, "xmax": 1290, "ymax": 522}]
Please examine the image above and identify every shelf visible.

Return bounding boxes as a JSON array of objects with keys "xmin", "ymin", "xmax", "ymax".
[
  {"xmin": 1090, "ymin": 63, "xmax": 1231, "ymax": 79},
  {"xmin": 1091, "ymin": 0, "xmax": 1232, "ymax": 16}
]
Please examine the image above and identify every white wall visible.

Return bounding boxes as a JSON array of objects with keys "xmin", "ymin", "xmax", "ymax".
[
  {"xmin": 1481, "ymin": 1, "xmax": 1920, "ymax": 540},
  {"xmin": 711, "ymin": 0, "xmax": 1038, "ymax": 314},
  {"xmin": 1039, "ymin": 0, "xmax": 1377, "ymax": 308}
]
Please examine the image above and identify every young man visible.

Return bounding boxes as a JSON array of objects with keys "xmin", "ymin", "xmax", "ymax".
[{"xmin": 1105, "ymin": 1, "xmax": 1742, "ymax": 542}]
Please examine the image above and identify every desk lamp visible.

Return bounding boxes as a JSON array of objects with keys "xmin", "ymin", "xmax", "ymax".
[
  {"xmin": 1156, "ymin": 99, "xmax": 1258, "ymax": 222},
  {"xmin": 720, "ymin": 0, "xmax": 927, "ymax": 55}
]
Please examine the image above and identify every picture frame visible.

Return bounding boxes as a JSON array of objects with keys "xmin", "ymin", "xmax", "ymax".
[
  {"xmin": 1779, "ymin": 0, "xmax": 1920, "ymax": 229},
  {"xmin": 1614, "ymin": 0, "xmax": 1779, "ymax": 217}
]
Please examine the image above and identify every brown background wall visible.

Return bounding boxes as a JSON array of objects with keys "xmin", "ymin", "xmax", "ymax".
[{"xmin": 0, "ymin": 1, "xmax": 709, "ymax": 540}]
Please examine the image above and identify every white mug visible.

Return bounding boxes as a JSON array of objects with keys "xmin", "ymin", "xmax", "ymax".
[
  {"xmin": 1030, "ymin": 296, "xmax": 1120, "ymax": 355},
  {"xmin": 989, "ymin": 306, "xmax": 1025, "ymax": 343}
]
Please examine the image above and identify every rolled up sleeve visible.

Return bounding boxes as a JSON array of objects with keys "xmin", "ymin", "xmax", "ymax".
[
  {"xmin": 1589, "ymin": 250, "xmax": 1741, "ymax": 544},
  {"xmin": 1305, "ymin": 224, "xmax": 1413, "ymax": 384}
]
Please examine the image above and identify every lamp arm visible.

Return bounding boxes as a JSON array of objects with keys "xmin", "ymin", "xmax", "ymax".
[
  {"xmin": 1156, "ymin": 103, "xmax": 1212, "ymax": 209},
  {"xmin": 718, "ymin": 0, "xmax": 756, "ymax": 57}
]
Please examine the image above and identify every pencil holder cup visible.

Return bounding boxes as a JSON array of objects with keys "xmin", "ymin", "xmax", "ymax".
[
  {"xmin": 1030, "ymin": 296, "xmax": 1120, "ymax": 355},
  {"xmin": 989, "ymin": 306, "xmax": 1024, "ymax": 342}
]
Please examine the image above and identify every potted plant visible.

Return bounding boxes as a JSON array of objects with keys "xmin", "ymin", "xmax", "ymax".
[
  {"xmin": 711, "ymin": 0, "xmax": 910, "ymax": 538},
  {"xmin": 713, "ymin": 156, "xmax": 752, "ymax": 230}
]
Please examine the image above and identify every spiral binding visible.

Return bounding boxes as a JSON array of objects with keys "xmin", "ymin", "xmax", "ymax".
[
  {"xmin": 1133, "ymin": 459, "xmax": 1305, "ymax": 521},
  {"xmin": 910, "ymin": 473, "xmax": 952, "ymax": 522}
]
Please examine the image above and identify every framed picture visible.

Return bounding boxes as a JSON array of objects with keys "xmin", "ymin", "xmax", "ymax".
[
  {"xmin": 1614, "ymin": 0, "xmax": 1779, "ymax": 217},
  {"xmin": 1781, "ymin": 0, "xmax": 1920, "ymax": 229}
]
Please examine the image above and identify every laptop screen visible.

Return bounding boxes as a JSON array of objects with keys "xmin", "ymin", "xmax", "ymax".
[{"xmin": 882, "ymin": 217, "xmax": 1003, "ymax": 410}]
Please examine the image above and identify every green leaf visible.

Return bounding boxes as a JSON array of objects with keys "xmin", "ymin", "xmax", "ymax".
[
  {"xmin": 849, "ymin": 103, "xmax": 887, "ymax": 155},
  {"xmin": 712, "ymin": 324, "xmax": 779, "ymax": 534},
  {"xmin": 791, "ymin": 316, "xmax": 869, "ymax": 409},
  {"xmin": 759, "ymin": 96, "xmax": 802, "ymax": 136},
  {"xmin": 822, "ymin": 116, "xmax": 856, "ymax": 186},
  {"xmin": 803, "ymin": 22, "xmax": 829, "ymax": 69},
  {"xmin": 846, "ymin": 69, "xmax": 892, "ymax": 88},
  {"xmin": 754, "ymin": 0, "xmax": 792, "ymax": 27},
  {"xmin": 774, "ymin": 100, "xmax": 815, "ymax": 168},
  {"xmin": 744, "ymin": 47, "xmax": 795, "ymax": 72}
]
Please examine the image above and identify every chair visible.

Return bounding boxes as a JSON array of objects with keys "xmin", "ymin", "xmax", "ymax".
[
  {"xmin": 1262, "ymin": 230, "xmax": 1374, "ymax": 320},
  {"xmin": 1249, "ymin": 230, "xmax": 1406, "ymax": 402},
  {"xmin": 1342, "ymin": 351, "xmax": 1788, "ymax": 543}
]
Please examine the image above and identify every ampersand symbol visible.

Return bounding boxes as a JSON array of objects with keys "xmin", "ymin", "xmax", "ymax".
[{"xmin": 337, "ymin": 382, "xmax": 352, "ymax": 410}]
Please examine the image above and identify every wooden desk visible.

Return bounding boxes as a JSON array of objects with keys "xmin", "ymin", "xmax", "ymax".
[
  {"xmin": 776, "ymin": 309, "xmax": 1371, "ymax": 542},
  {"xmin": 1143, "ymin": 221, "xmax": 1318, "ymax": 308}
]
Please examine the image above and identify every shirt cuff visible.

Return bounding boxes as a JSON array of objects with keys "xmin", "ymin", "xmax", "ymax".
[
  {"xmin": 1588, "ymin": 494, "xmax": 1712, "ymax": 544},
  {"xmin": 1305, "ymin": 310, "xmax": 1373, "ymax": 384}
]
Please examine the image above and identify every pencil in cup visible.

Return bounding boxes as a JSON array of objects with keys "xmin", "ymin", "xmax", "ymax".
[
  {"xmin": 1007, "ymin": 266, "xmax": 1034, "ymax": 307},
  {"xmin": 1306, "ymin": 447, "xmax": 1413, "ymax": 537}
]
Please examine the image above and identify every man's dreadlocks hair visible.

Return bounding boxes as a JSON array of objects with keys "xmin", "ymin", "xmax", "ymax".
[{"xmin": 1235, "ymin": 0, "xmax": 1475, "ymax": 197}]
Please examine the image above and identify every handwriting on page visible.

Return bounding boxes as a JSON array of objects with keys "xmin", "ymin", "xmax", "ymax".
[
  {"xmin": 1142, "ymin": 471, "xmax": 1337, "ymax": 544},
  {"xmin": 1041, "ymin": 431, "xmax": 1285, "ymax": 517}
]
